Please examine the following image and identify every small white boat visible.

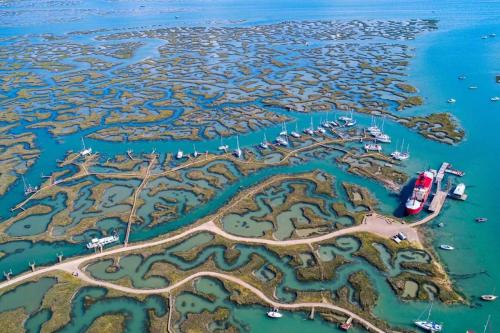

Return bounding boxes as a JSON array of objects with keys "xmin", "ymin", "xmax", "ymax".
[
  {"xmin": 491, "ymin": 96, "xmax": 500, "ymax": 102},
  {"xmin": 267, "ymin": 307, "xmax": 283, "ymax": 318},
  {"xmin": 475, "ymin": 217, "xmax": 488, "ymax": 223},
  {"xmin": 480, "ymin": 294, "xmax": 497, "ymax": 301},
  {"xmin": 447, "ymin": 98, "xmax": 456, "ymax": 104},
  {"xmin": 489, "ymin": 33, "xmax": 496, "ymax": 37},
  {"xmin": 439, "ymin": 244, "xmax": 454, "ymax": 251},
  {"xmin": 176, "ymin": 149, "xmax": 184, "ymax": 159},
  {"xmin": 458, "ymin": 75, "xmax": 466, "ymax": 80},
  {"xmin": 468, "ymin": 85, "xmax": 478, "ymax": 90},
  {"xmin": 316, "ymin": 127, "xmax": 326, "ymax": 134}
]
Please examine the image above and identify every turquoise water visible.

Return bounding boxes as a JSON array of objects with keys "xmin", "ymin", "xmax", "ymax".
[{"xmin": 0, "ymin": 0, "xmax": 499, "ymax": 332}]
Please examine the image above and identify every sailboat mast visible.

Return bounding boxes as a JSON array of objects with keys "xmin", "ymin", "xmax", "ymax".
[
  {"xmin": 483, "ymin": 315, "xmax": 491, "ymax": 333},
  {"xmin": 81, "ymin": 137, "xmax": 86, "ymax": 150},
  {"xmin": 22, "ymin": 176, "xmax": 28, "ymax": 192}
]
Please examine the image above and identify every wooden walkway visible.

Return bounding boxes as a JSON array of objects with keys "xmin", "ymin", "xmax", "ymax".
[{"xmin": 428, "ymin": 190, "xmax": 447, "ymax": 213}]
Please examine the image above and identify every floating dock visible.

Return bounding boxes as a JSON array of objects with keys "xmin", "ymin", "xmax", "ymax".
[
  {"xmin": 428, "ymin": 190, "xmax": 447, "ymax": 213},
  {"xmin": 435, "ymin": 162, "xmax": 450, "ymax": 184}
]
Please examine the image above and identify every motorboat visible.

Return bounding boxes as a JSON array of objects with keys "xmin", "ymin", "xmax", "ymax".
[
  {"xmin": 176, "ymin": 149, "xmax": 184, "ymax": 159},
  {"xmin": 267, "ymin": 307, "xmax": 283, "ymax": 318},
  {"xmin": 439, "ymin": 244, "xmax": 454, "ymax": 251},
  {"xmin": 480, "ymin": 294, "xmax": 497, "ymax": 301},
  {"xmin": 340, "ymin": 317, "xmax": 353, "ymax": 331},
  {"xmin": 447, "ymin": 98, "xmax": 456, "ymax": 103}
]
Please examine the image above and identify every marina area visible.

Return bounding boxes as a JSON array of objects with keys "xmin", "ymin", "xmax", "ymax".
[{"xmin": 0, "ymin": 0, "xmax": 499, "ymax": 333}]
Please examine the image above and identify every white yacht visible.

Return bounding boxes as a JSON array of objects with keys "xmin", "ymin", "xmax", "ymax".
[
  {"xmin": 375, "ymin": 133, "xmax": 391, "ymax": 143},
  {"xmin": 391, "ymin": 141, "xmax": 410, "ymax": 161},
  {"xmin": 176, "ymin": 149, "xmax": 184, "ymax": 159},
  {"xmin": 192, "ymin": 144, "xmax": 199, "ymax": 158},
  {"xmin": 367, "ymin": 115, "xmax": 381, "ymax": 135},
  {"xmin": 373, "ymin": 116, "xmax": 391, "ymax": 142},
  {"xmin": 491, "ymin": 96, "xmax": 500, "ymax": 102},
  {"xmin": 447, "ymin": 98, "xmax": 456, "ymax": 103},
  {"xmin": 316, "ymin": 126, "xmax": 326, "ymax": 134},
  {"xmin": 86, "ymin": 235, "xmax": 119, "ymax": 249},
  {"xmin": 279, "ymin": 122, "xmax": 288, "ymax": 136},
  {"xmin": 303, "ymin": 117, "xmax": 314, "ymax": 135},
  {"xmin": 276, "ymin": 135, "xmax": 288, "ymax": 146},
  {"xmin": 290, "ymin": 122, "xmax": 301, "ymax": 138},
  {"xmin": 260, "ymin": 133, "xmax": 269, "ymax": 149},
  {"xmin": 439, "ymin": 244, "xmax": 455, "ymax": 250},
  {"xmin": 218, "ymin": 137, "xmax": 228, "ymax": 152},
  {"xmin": 343, "ymin": 110, "xmax": 357, "ymax": 127},
  {"xmin": 80, "ymin": 137, "xmax": 92, "ymax": 156},
  {"xmin": 22, "ymin": 176, "xmax": 37, "ymax": 196},
  {"xmin": 234, "ymin": 136, "xmax": 242, "ymax": 158},
  {"xmin": 267, "ymin": 307, "xmax": 283, "ymax": 319},
  {"xmin": 414, "ymin": 303, "xmax": 442, "ymax": 332}
]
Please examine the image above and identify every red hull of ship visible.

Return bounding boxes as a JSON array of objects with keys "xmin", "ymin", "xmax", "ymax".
[
  {"xmin": 406, "ymin": 204, "xmax": 424, "ymax": 215},
  {"xmin": 405, "ymin": 171, "xmax": 433, "ymax": 216}
]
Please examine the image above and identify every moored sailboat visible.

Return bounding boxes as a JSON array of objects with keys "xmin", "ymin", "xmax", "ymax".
[
  {"xmin": 414, "ymin": 303, "xmax": 442, "ymax": 332},
  {"xmin": 234, "ymin": 136, "xmax": 242, "ymax": 158}
]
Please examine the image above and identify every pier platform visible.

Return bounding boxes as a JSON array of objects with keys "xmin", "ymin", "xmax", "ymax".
[
  {"xmin": 436, "ymin": 162, "xmax": 450, "ymax": 184},
  {"xmin": 428, "ymin": 190, "xmax": 447, "ymax": 213}
]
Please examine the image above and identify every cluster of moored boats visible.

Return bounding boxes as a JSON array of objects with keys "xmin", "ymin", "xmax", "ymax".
[{"xmin": 267, "ymin": 301, "xmax": 495, "ymax": 332}]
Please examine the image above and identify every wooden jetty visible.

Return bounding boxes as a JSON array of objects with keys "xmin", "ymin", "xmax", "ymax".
[{"xmin": 435, "ymin": 162, "xmax": 450, "ymax": 184}]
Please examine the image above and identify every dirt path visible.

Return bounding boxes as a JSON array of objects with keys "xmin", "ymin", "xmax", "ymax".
[
  {"xmin": 64, "ymin": 268, "xmax": 386, "ymax": 333},
  {"xmin": 0, "ymin": 213, "xmax": 417, "ymax": 291}
]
